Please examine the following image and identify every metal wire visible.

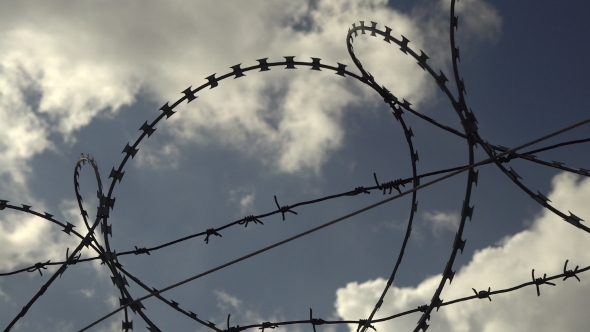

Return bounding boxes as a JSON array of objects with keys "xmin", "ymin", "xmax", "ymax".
[
  {"xmin": 1, "ymin": 0, "xmax": 589, "ymax": 331},
  {"xmin": 78, "ymin": 115, "xmax": 590, "ymax": 331}
]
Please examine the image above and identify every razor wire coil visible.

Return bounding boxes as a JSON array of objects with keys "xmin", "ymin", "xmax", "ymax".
[{"xmin": 2, "ymin": 0, "xmax": 590, "ymax": 331}]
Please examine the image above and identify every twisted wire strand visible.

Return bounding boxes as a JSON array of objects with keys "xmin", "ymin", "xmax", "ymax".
[
  {"xmin": 344, "ymin": 2, "xmax": 589, "ymax": 330},
  {"xmin": 3, "ymin": 135, "xmax": 588, "ymax": 279},
  {"xmin": 5, "ymin": 137, "xmax": 586, "ymax": 330},
  {"xmin": 74, "ymin": 156, "xmax": 136, "ymax": 330},
  {"xmin": 79, "ymin": 114, "xmax": 590, "ymax": 331},
  {"xmin": 345, "ymin": 13, "xmax": 477, "ymax": 332},
  {"xmin": 2, "ymin": 131, "xmax": 587, "ymax": 279},
  {"xmin": 89, "ymin": 259, "xmax": 588, "ymax": 332},
  {"xmin": 4, "ymin": 59, "xmax": 585, "ymax": 332},
  {"xmin": 2, "ymin": 1, "xmax": 589, "ymax": 330}
]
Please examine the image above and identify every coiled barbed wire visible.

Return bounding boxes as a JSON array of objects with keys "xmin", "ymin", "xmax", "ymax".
[{"xmin": 2, "ymin": 0, "xmax": 589, "ymax": 331}]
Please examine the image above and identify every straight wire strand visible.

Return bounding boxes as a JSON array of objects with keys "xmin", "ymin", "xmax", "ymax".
[
  {"xmin": 5, "ymin": 135, "xmax": 588, "ymax": 279},
  {"xmin": 79, "ymin": 116, "xmax": 590, "ymax": 331}
]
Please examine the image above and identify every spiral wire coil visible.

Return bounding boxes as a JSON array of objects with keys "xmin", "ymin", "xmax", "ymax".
[{"xmin": 2, "ymin": 1, "xmax": 589, "ymax": 331}]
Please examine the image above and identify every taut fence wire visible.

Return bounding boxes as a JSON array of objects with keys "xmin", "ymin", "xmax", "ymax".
[{"xmin": 2, "ymin": 0, "xmax": 589, "ymax": 331}]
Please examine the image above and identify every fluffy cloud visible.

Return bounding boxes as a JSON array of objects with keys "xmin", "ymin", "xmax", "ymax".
[
  {"xmin": 0, "ymin": 0, "xmax": 502, "ymax": 328},
  {"xmin": 0, "ymin": 198, "xmax": 104, "ymax": 294},
  {"xmin": 0, "ymin": 68, "xmax": 53, "ymax": 190},
  {"xmin": 0, "ymin": 205, "xmax": 76, "ymax": 273},
  {"xmin": 214, "ymin": 290, "xmax": 243, "ymax": 312},
  {"xmin": 423, "ymin": 210, "xmax": 460, "ymax": 235},
  {"xmin": 0, "ymin": 0, "xmax": 502, "ymax": 272},
  {"xmin": 443, "ymin": 0, "xmax": 502, "ymax": 43},
  {"xmin": 335, "ymin": 172, "xmax": 590, "ymax": 332},
  {"xmin": 0, "ymin": 0, "xmax": 501, "ymax": 178}
]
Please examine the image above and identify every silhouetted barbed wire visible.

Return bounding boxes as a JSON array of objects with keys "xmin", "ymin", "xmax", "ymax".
[
  {"xmin": 3, "ymin": 135, "xmax": 587, "ymax": 279},
  {"xmin": 79, "ymin": 115, "xmax": 590, "ymax": 331},
  {"xmin": 2, "ymin": 0, "xmax": 589, "ymax": 331},
  {"xmin": 89, "ymin": 260, "xmax": 587, "ymax": 332}
]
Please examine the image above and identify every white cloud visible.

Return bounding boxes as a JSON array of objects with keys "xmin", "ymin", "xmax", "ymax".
[
  {"xmin": 0, "ymin": 67, "xmax": 53, "ymax": 189},
  {"xmin": 95, "ymin": 314, "xmax": 119, "ymax": 332},
  {"xmin": 423, "ymin": 210, "xmax": 460, "ymax": 235},
  {"xmin": 0, "ymin": 0, "xmax": 502, "ymax": 178},
  {"xmin": 229, "ymin": 188, "xmax": 257, "ymax": 215},
  {"xmin": 335, "ymin": 172, "xmax": 590, "ymax": 332},
  {"xmin": 0, "ymin": 208, "xmax": 75, "ymax": 273},
  {"xmin": 442, "ymin": 0, "xmax": 502, "ymax": 43},
  {"xmin": 0, "ymin": 198, "xmax": 107, "ymax": 281},
  {"xmin": 0, "ymin": 0, "xmax": 503, "ymax": 327},
  {"xmin": 79, "ymin": 288, "xmax": 95, "ymax": 298},
  {"xmin": 105, "ymin": 294, "xmax": 119, "ymax": 311},
  {"xmin": 0, "ymin": 285, "xmax": 8, "ymax": 302},
  {"xmin": 0, "ymin": 198, "xmax": 98, "ymax": 315},
  {"xmin": 214, "ymin": 290, "xmax": 243, "ymax": 312},
  {"xmin": 135, "ymin": 143, "xmax": 181, "ymax": 170},
  {"xmin": 0, "ymin": 203, "xmax": 81, "ymax": 307},
  {"xmin": 240, "ymin": 194, "xmax": 255, "ymax": 212}
]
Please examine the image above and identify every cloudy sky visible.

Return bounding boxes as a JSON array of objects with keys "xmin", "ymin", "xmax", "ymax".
[{"xmin": 1, "ymin": 0, "xmax": 589, "ymax": 331}]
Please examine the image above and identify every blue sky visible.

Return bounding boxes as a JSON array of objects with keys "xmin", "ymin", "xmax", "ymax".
[{"xmin": 1, "ymin": 0, "xmax": 589, "ymax": 331}]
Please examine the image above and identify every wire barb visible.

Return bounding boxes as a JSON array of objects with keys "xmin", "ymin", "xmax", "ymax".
[
  {"xmin": 563, "ymin": 260, "xmax": 581, "ymax": 282},
  {"xmin": 6, "ymin": 2, "xmax": 590, "ymax": 331},
  {"xmin": 357, "ymin": 319, "xmax": 376, "ymax": 332},
  {"xmin": 348, "ymin": 186, "xmax": 371, "ymax": 196},
  {"xmin": 532, "ymin": 269, "xmax": 556, "ymax": 296},
  {"xmin": 239, "ymin": 215, "xmax": 263, "ymax": 227},
  {"xmin": 472, "ymin": 287, "xmax": 492, "ymax": 301},
  {"xmin": 27, "ymin": 261, "xmax": 49, "ymax": 276},
  {"xmin": 373, "ymin": 173, "xmax": 406, "ymax": 194},
  {"xmin": 259, "ymin": 322, "xmax": 278, "ymax": 331},
  {"xmin": 205, "ymin": 228, "xmax": 222, "ymax": 244},
  {"xmin": 274, "ymin": 195, "xmax": 298, "ymax": 221},
  {"xmin": 309, "ymin": 308, "xmax": 325, "ymax": 332},
  {"xmin": 134, "ymin": 246, "xmax": 151, "ymax": 255}
]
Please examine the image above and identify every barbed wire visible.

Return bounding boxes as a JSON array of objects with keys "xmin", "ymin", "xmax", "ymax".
[
  {"xmin": 1, "ymin": 0, "xmax": 589, "ymax": 331},
  {"xmin": 84, "ymin": 259, "xmax": 590, "ymax": 332},
  {"xmin": 77, "ymin": 113, "xmax": 590, "ymax": 331}
]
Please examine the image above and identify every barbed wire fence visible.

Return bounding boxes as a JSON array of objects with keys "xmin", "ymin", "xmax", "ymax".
[{"xmin": 2, "ymin": 0, "xmax": 589, "ymax": 331}]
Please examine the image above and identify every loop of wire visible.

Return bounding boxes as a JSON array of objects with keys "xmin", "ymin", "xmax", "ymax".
[{"xmin": 1, "ymin": 0, "xmax": 589, "ymax": 331}]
